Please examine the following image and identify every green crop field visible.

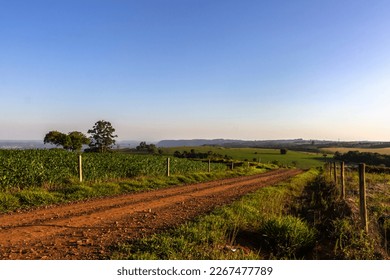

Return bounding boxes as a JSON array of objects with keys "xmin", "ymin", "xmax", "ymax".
[
  {"xmin": 161, "ymin": 146, "xmax": 324, "ymax": 169},
  {"xmin": 0, "ymin": 149, "xmax": 227, "ymax": 191},
  {"xmin": 323, "ymin": 147, "xmax": 390, "ymax": 155}
]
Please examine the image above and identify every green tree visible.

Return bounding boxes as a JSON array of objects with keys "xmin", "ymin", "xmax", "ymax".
[
  {"xmin": 67, "ymin": 131, "xmax": 90, "ymax": 151},
  {"xmin": 88, "ymin": 120, "xmax": 118, "ymax": 153},
  {"xmin": 136, "ymin": 141, "xmax": 147, "ymax": 151},
  {"xmin": 136, "ymin": 142, "xmax": 158, "ymax": 154},
  {"xmin": 44, "ymin": 130, "xmax": 89, "ymax": 152},
  {"xmin": 44, "ymin": 131, "xmax": 67, "ymax": 147}
]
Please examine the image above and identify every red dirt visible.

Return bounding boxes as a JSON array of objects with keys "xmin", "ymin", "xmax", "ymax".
[{"xmin": 0, "ymin": 169, "xmax": 302, "ymax": 260}]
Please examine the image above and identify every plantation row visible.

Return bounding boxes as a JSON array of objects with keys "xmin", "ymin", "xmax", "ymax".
[{"xmin": 0, "ymin": 150, "xmax": 227, "ymax": 190}]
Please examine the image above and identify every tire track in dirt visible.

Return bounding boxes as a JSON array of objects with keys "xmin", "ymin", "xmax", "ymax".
[{"xmin": 0, "ymin": 169, "xmax": 302, "ymax": 259}]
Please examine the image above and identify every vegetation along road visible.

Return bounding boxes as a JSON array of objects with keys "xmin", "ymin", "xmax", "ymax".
[{"xmin": 0, "ymin": 168, "xmax": 301, "ymax": 260}]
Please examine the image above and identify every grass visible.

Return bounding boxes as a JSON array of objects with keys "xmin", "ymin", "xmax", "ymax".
[
  {"xmin": 259, "ymin": 215, "xmax": 317, "ymax": 259},
  {"xmin": 334, "ymin": 169, "xmax": 390, "ymax": 257},
  {"xmin": 160, "ymin": 146, "xmax": 324, "ymax": 169},
  {"xmin": 297, "ymin": 170, "xmax": 387, "ymax": 259}
]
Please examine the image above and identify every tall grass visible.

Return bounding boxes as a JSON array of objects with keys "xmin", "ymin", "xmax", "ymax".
[{"xmin": 328, "ymin": 169, "xmax": 390, "ymax": 258}]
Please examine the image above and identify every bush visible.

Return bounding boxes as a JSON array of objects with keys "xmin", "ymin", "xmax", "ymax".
[
  {"xmin": 260, "ymin": 215, "xmax": 316, "ymax": 258},
  {"xmin": 280, "ymin": 148, "xmax": 288, "ymax": 155}
]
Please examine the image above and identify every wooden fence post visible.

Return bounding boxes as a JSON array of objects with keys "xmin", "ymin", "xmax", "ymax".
[
  {"xmin": 333, "ymin": 162, "xmax": 337, "ymax": 185},
  {"xmin": 329, "ymin": 161, "xmax": 332, "ymax": 179},
  {"xmin": 340, "ymin": 161, "xmax": 345, "ymax": 200},
  {"xmin": 167, "ymin": 158, "xmax": 170, "ymax": 177},
  {"xmin": 359, "ymin": 163, "xmax": 368, "ymax": 233},
  {"xmin": 78, "ymin": 155, "xmax": 83, "ymax": 182},
  {"xmin": 208, "ymin": 159, "xmax": 211, "ymax": 173},
  {"xmin": 231, "ymin": 162, "xmax": 234, "ymax": 170}
]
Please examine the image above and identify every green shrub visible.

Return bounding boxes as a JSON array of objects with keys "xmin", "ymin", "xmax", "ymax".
[{"xmin": 260, "ymin": 215, "xmax": 317, "ymax": 259}]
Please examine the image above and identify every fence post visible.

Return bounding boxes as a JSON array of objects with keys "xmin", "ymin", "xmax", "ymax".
[
  {"xmin": 359, "ymin": 163, "xmax": 368, "ymax": 233},
  {"xmin": 340, "ymin": 161, "xmax": 345, "ymax": 200},
  {"xmin": 329, "ymin": 161, "xmax": 332, "ymax": 179},
  {"xmin": 167, "ymin": 157, "xmax": 170, "ymax": 177},
  {"xmin": 208, "ymin": 159, "xmax": 211, "ymax": 173},
  {"xmin": 78, "ymin": 154, "xmax": 83, "ymax": 182},
  {"xmin": 231, "ymin": 162, "xmax": 234, "ymax": 170},
  {"xmin": 333, "ymin": 162, "xmax": 337, "ymax": 185}
]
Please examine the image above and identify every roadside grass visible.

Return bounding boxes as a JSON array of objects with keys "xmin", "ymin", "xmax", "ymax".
[
  {"xmin": 333, "ymin": 169, "xmax": 390, "ymax": 257},
  {"xmin": 111, "ymin": 169, "xmax": 319, "ymax": 260},
  {"xmin": 297, "ymin": 170, "xmax": 388, "ymax": 259},
  {"xmin": 160, "ymin": 146, "xmax": 323, "ymax": 169},
  {"xmin": 0, "ymin": 166, "xmax": 270, "ymax": 213}
]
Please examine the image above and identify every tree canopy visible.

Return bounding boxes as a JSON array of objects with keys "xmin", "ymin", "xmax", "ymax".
[
  {"xmin": 87, "ymin": 120, "xmax": 118, "ymax": 153},
  {"xmin": 44, "ymin": 131, "xmax": 90, "ymax": 152},
  {"xmin": 136, "ymin": 141, "xmax": 158, "ymax": 154}
]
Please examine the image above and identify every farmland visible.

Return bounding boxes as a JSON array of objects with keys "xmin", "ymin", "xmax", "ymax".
[
  {"xmin": 0, "ymin": 149, "xmax": 227, "ymax": 191},
  {"xmin": 0, "ymin": 148, "xmax": 266, "ymax": 213},
  {"xmin": 160, "ymin": 146, "xmax": 324, "ymax": 169},
  {"xmin": 323, "ymin": 147, "xmax": 390, "ymax": 155}
]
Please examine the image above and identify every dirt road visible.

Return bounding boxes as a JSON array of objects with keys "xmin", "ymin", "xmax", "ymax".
[{"xmin": 0, "ymin": 169, "xmax": 302, "ymax": 259}]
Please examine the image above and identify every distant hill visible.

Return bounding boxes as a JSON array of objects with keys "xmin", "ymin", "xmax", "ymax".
[
  {"xmin": 157, "ymin": 139, "xmax": 390, "ymax": 150},
  {"xmin": 157, "ymin": 138, "xmax": 323, "ymax": 148},
  {"xmin": 2, "ymin": 139, "xmax": 390, "ymax": 151}
]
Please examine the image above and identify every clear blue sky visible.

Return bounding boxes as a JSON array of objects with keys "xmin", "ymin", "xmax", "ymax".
[{"xmin": 1, "ymin": 0, "xmax": 390, "ymax": 141}]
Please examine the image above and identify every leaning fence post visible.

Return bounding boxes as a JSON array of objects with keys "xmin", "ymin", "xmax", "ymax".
[
  {"xmin": 359, "ymin": 163, "xmax": 368, "ymax": 233},
  {"xmin": 340, "ymin": 161, "xmax": 345, "ymax": 200},
  {"xmin": 166, "ymin": 157, "xmax": 170, "ymax": 177},
  {"xmin": 78, "ymin": 154, "xmax": 83, "ymax": 182}
]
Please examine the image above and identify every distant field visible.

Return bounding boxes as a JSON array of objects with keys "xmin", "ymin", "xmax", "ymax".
[
  {"xmin": 323, "ymin": 147, "xmax": 390, "ymax": 155},
  {"xmin": 161, "ymin": 146, "xmax": 324, "ymax": 169}
]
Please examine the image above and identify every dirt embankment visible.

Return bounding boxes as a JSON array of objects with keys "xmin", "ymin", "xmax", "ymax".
[{"xmin": 0, "ymin": 169, "xmax": 302, "ymax": 260}]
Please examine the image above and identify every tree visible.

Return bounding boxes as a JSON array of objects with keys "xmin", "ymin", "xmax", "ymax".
[
  {"xmin": 87, "ymin": 120, "xmax": 118, "ymax": 153},
  {"xmin": 44, "ymin": 130, "xmax": 89, "ymax": 152},
  {"xmin": 136, "ymin": 141, "xmax": 147, "ymax": 151},
  {"xmin": 280, "ymin": 148, "xmax": 288, "ymax": 155},
  {"xmin": 67, "ymin": 131, "xmax": 90, "ymax": 151},
  {"xmin": 136, "ymin": 141, "xmax": 158, "ymax": 154},
  {"xmin": 44, "ymin": 131, "xmax": 67, "ymax": 147}
]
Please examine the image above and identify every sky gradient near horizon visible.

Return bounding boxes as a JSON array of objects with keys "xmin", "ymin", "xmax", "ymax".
[{"xmin": 1, "ymin": 0, "xmax": 390, "ymax": 141}]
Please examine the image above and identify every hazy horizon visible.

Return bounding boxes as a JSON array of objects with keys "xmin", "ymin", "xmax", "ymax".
[
  {"xmin": 0, "ymin": 137, "xmax": 388, "ymax": 143},
  {"xmin": 2, "ymin": 1, "xmax": 390, "ymax": 142}
]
